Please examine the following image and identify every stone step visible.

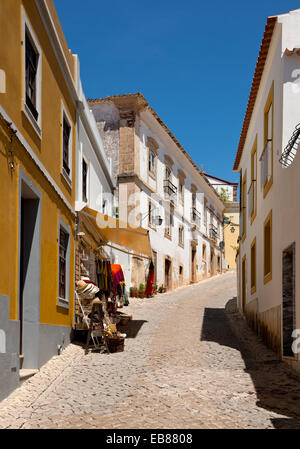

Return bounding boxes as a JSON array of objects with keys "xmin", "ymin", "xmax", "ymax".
[{"xmin": 19, "ymin": 369, "xmax": 39, "ymax": 381}]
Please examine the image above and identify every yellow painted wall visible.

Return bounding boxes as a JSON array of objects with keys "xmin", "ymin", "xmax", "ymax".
[
  {"xmin": 0, "ymin": 0, "xmax": 76, "ymax": 327},
  {"xmin": 224, "ymin": 212, "xmax": 239, "ymax": 270}
]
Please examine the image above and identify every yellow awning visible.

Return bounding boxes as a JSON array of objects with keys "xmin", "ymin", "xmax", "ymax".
[{"xmin": 79, "ymin": 207, "xmax": 152, "ymax": 259}]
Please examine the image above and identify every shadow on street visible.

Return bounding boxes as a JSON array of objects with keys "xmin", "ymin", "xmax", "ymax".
[
  {"xmin": 200, "ymin": 298, "xmax": 300, "ymax": 429},
  {"xmin": 118, "ymin": 319, "xmax": 148, "ymax": 339}
]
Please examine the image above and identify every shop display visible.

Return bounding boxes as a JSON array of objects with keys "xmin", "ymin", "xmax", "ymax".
[{"xmin": 75, "ymin": 256, "xmax": 131, "ymax": 354}]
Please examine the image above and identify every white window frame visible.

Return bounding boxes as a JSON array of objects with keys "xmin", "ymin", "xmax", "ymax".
[
  {"xmin": 178, "ymin": 224, "xmax": 184, "ymax": 246},
  {"xmin": 22, "ymin": 7, "xmax": 42, "ymax": 138},
  {"xmin": 61, "ymin": 100, "xmax": 73, "ymax": 187},
  {"xmin": 178, "ymin": 179, "xmax": 184, "ymax": 204},
  {"xmin": 165, "ymin": 212, "xmax": 172, "ymax": 237},
  {"xmin": 81, "ymin": 153, "xmax": 89, "ymax": 204},
  {"xmin": 57, "ymin": 216, "xmax": 71, "ymax": 309},
  {"xmin": 148, "ymin": 201, "xmax": 156, "ymax": 228}
]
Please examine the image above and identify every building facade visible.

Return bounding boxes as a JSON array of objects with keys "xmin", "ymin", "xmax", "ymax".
[
  {"xmin": 205, "ymin": 174, "xmax": 239, "ymax": 270},
  {"xmin": 89, "ymin": 94, "xmax": 225, "ymax": 291},
  {"xmin": 233, "ymin": 9, "xmax": 300, "ymax": 368},
  {"xmin": 0, "ymin": 0, "xmax": 79, "ymax": 400}
]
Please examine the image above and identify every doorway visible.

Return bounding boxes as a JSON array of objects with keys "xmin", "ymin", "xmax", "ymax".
[
  {"xmin": 242, "ymin": 256, "xmax": 246, "ymax": 311},
  {"xmin": 191, "ymin": 245, "xmax": 197, "ymax": 283},
  {"xmin": 19, "ymin": 173, "xmax": 41, "ymax": 369},
  {"xmin": 202, "ymin": 244, "xmax": 207, "ymax": 277},
  {"xmin": 210, "ymin": 249, "xmax": 215, "ymax": 276},
  {"xmin": 165, "ymin": 258, "xmax": 171, "ymax": 290},
  {"xmin": 282, "ymin": 243, "xmax": 295, "ymax": 357}
]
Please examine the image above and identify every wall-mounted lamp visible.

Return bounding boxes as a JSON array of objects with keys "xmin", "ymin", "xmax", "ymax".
[{"xmin": 5, "ymin": 121, "xmax": 17, "ymax": 172}]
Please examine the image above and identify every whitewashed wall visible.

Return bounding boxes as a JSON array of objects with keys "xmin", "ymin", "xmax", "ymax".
[
  {"xmin": 236, "ymin": 10, "xmax": 300, "ymax": 334},
  {"xmin": 137, "ymin": 111, "xmax": 224, "ymax": 287}
]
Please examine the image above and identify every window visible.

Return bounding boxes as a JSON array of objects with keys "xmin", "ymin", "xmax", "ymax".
[
  {"xmin": 25, "ymin": 33, "xmax": 38, "ymax": 120},
  {"xmin": 61, "ymin": 102, "xmax": 72, "ymax": 184},
  {"xmin": 59, "ymin": 228, "xmax": 68, "ymax": 299},
  {"xmin": 250, "ymin": 237, "xmax": 256, "ymax": 294},
  {"xmin": 179, "ymin": 180, "xmax": 184, "ymax": 204},
  {"xmin": 262, "ymin": 83, "xmax": 274, "ymax": 198},
  {"xmin": 22, "ymin": 8, "xmax": 42, "ymax": 136},
  {"xmin": 148, "ymin": 201, "xmax": 156, "ymax": 227},
  {"xmin": 249, "ymin": 138, "xmax": 257, "ymax": 223},
  {"xmin": 102, "ymin": 199, "xmax": 108, "ymax": 215},
  {"xmin": 82, "ymin": 157, "xmax": 88, "ymax": 203},
  {"xmin": 165, "ymin": 212, "xmax": 172, "ymax": 238},
  {"xmin": 149, "ymin": 150, "xmax": 156, "ymax": 176},
  {"xmin": 63, "ymin": 118, "xmax": 71, "ymax": 174},
  {"xmin": 165, "ymin": 166, "xmax": 171, "ymax": 181},
  {"xmin": 192, "ymin": 192, "xmax": 196, "ymax": 209},
  {"xmin": 264, "ymin": 210, "xmax": 272, "ymax": 284},
  {"xmin": 58, "ymin": 217, "xmax": 70, "ymax": 308},
  {"xmin": 178, "ymin": 224, "xmax": 184, "ymax": 246}
]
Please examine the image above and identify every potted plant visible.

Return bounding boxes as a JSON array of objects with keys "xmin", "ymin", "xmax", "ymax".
[
  {"xmin": 153, "ymin": 283, "xmax": 158, "ymax": 295},
  {"xmin": 138, "ymin": 283, "xmax": 145, "ymax": 298},
  {"xmin": 158, "ymin": 285, "xmax": 166, "ymax": 294},
  {"xmin": 130, "ymin": 286, "xmax": 138, "ymax": 298}
]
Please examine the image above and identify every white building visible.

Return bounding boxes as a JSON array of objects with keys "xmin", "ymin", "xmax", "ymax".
[
  {"xmin": 205, "ymin": 173, "xmax": 238, "ymax": 202},
  {"xmin": 89, "ymin": 94, "xmax": 225, "ymax": 291},
  {"xmin": 233, "ymin": 9, "xmax": 300, "ymax": 368},
  {"xmin": 205, "ymin": 173, "xmax": 240, "ymax": 270},
  {"xmin": 73, "ymin": 60, "xmax": 133, "ymax": 286}
]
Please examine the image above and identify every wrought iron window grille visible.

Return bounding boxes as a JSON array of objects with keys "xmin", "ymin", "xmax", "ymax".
[{"xmin": 279, "ymin": 123, "xmax": 300, "ymax": 167}]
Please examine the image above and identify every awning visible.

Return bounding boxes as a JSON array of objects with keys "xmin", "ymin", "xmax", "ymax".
[{"xmin": 79, "ymin": 206, "xmax": 152, "ymax": 259}]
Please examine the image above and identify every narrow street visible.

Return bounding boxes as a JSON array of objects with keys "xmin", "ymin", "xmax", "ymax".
[{"xmin": 1, "ymin": 271, "xmax": 300, "ymax": 429}]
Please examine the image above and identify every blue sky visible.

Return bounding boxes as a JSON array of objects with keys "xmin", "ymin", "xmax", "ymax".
[{"xmin": 54, "ymin": 0, "xmax": 299, "ymax": 184}]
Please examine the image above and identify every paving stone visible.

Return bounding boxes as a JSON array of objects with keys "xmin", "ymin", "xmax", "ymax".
[{"xmin": 1, "ymin": 272, "xmax": 300, "ymax": 428}]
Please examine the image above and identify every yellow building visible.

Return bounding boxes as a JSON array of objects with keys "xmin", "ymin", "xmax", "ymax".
[
  {"xmin": 223, "ymin": 202, "xmax": 240, "ymax": 270},
  {"xmin": 0, "ymin": 0, "xmax": 77, "ymax": 399}
]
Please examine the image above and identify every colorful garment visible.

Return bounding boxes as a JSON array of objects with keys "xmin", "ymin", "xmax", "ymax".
[{"xmin": 145, "ymin": 260, "xmax": 155, "ymax": 296}]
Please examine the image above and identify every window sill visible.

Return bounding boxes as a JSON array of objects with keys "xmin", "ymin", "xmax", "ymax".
[
  {"xmin": 22, "ymin": 103, "xmax": 42, "ymax": 139},
  {"xmin": 61, "ymin": 168, "xmax": 72, "ymax": 188},
  {"xmin": 264, "ymin": 272, "xmax": 272, "ymax": 285},
  {"xmin": 57, "ymin": 298, "xmax": 70, "ymax": 309},
  {"xmin": 251, "ymin": 286, "xmax": 256, "ymax": 295},
  {"xmin": 178, "ymin": 242, "xmax": 184, "ymax": 249},
  {"xmin": 164, "ymin": 233, "xmax": 172, "ymax": 241}
]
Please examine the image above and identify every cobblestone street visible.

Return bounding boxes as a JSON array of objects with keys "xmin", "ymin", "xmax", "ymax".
[{"xmin": 1, "ymin": 271, "xmax": 300, "ymax": 429}]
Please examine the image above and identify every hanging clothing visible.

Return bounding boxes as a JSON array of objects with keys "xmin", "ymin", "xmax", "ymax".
[
  {"xmin": 111, "ymin": 264, "xmax": 125, "ymax": 295},
  {"xmin": 145, "ymin": 260, "xmax": 155, "ymax": 296}
]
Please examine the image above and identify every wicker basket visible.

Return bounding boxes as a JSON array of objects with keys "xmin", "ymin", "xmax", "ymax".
[
  {"xmin": 119, "ymin": 316, "xmax": 131, "ymax": 326},
  {"xmin": 107, "ymin": 337, "xmax": 125, "ymax": 353}
]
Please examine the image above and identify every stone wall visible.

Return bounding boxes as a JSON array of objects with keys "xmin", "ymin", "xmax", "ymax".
[
  {"xmin": 244, "ymin": 297, "xmax": 281, "ymax": 356},
  {"xmin": 88, "ymin": 103, "xmax": 120, "ymax": 187}
]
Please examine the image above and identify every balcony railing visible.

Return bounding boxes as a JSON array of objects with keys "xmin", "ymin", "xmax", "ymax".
[
  {"xmin": 209, "ymin": 224, "xmax": 218, "ymax": 241},
  {"xmin": 248, "ymin": 179, "xmax": 256, "ymax": 218},
  {"xmin": 260, "ymin": 140, "xmax": 272, "ymax": 187},
  {"xmin": 163, "ymin": 179, "xmax": 177, "ymax": 203},
  {"xmin": 191, "ymin": 207, "xmax": 201, "ymax": 227}
]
